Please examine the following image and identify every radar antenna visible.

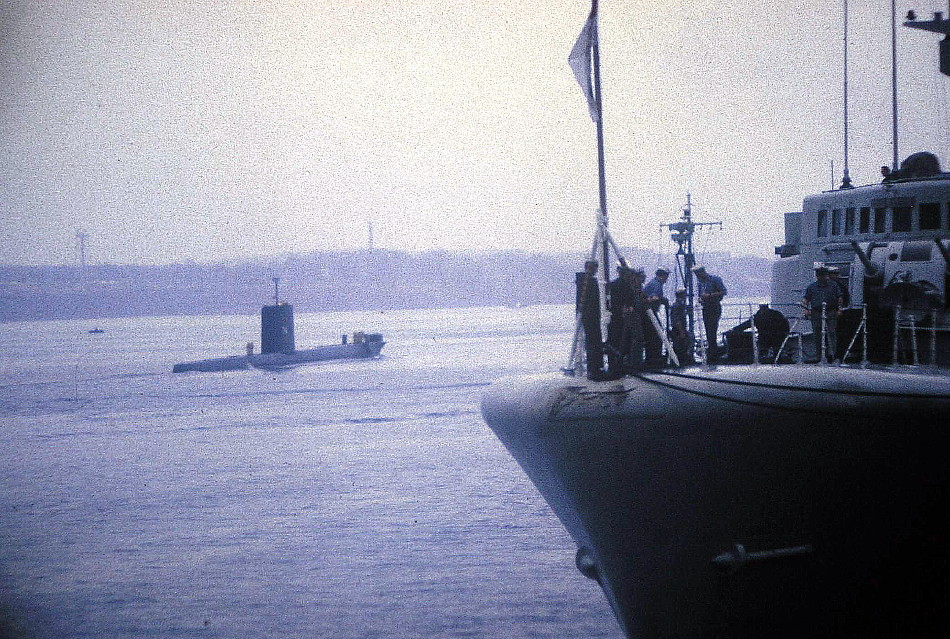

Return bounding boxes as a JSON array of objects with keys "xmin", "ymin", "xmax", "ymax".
[{"xmin": 903, "ymin": 6, "xmax": 950, "ymax": 77}]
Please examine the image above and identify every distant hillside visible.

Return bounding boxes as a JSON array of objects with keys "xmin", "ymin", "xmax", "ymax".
[{"xmin": 0, "ymin": 249, "xmax": 772, "ymax": 323}]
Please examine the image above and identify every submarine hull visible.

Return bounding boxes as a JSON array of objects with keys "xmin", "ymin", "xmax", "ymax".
[{"xmin": 172, "ymin": 340, "xmax": 384, "ymax": 373}]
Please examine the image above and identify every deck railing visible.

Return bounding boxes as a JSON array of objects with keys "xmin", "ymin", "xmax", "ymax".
[{"xmin": 704, "ymin": 302, "xmax": 947, "ymax": 368}]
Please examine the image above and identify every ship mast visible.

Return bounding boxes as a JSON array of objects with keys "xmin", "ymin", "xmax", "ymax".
[
  {"xmin": 903, "ymin": 5, "xmax": 950, "ymax": 77},
  {"xmin": 661, "ymin": 195, "xmax": 721, "ymax": 335},
  {"xmin": 840, "ymin": 0, "xmax": 854, "ymax": 189},
  {"xmin": 890, "ymin": 0, "xmax": 899, "ymax": 170}
]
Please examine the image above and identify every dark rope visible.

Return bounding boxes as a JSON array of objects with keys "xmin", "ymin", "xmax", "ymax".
[
  {"xmin": 630, "ymin": 370, "xmax": 950, "ymax": 417},
  {"xmin": 631, "ymin": 373, "xmax": 849, "ymax": 416},
  {"xmin": 649, "ymin": 369, "xmax": 950, "ymax": 400}
]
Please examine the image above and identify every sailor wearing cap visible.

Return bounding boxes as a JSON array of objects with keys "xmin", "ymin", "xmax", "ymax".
[
  {"xmin": 606, "ymin": 263, "xmax": 647, "ymax": 374},
  {"xmin": 691, "ymin": 265, "xmax": 727, "ymax": 362},
  {"xmin": 644, "ymin": 268, "xmax": 670, "ymax": 311},
  {"xmin": 642, "ymin": 268, "xmax": 670, "ymax": 364},
  {"xmin": 576, "ymin": 260, "xmax": 605, "ymax": 379},
  {"xmin": 803, "ymin": 263, "xmax": 843, "ymax": 362},
  {"xmin": 826, "ymin": 265, "xmax": 850, "ymax": 308}
]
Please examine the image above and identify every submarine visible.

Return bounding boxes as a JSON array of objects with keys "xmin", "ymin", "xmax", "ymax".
[{"xmin": 172, "ymin": 282, "xmax": 384, "ymax": 373}]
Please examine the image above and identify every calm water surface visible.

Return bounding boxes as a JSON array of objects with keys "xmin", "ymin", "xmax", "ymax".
[{"xmin": 1, "ymin": 305, "xmax": 624, "ymax": 638}]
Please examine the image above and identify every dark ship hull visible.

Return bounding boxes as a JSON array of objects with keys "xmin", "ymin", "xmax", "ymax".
[{"xmin": 482, "ymin": 365, "xmax": 950, "ymax": 638}]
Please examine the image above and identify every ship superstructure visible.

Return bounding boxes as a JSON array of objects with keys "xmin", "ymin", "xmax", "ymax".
[{"xmin": 772, "ymin": 157, "xmax": 950, "ymax": 363}]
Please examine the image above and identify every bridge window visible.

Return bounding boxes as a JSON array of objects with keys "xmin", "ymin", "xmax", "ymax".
[
  {"xmin": 900, "ymin": 241, "xmax": 932, "ymax": 262},
  {"xmin": 919, "ymin": 202, "xmax": 940, "ymax": 230},
  {"xmin": 844, "ymin": 207, "xmax": 855, "ymax": 234},
  {"xmin": 832, "ymin": 209, "xmax": 842, "ymax": 235},
  {"xmin": 817, "ymin": 210, "xmax": 828, "ymax": 237},
  {"xmin": 859, "ymin": 207, "xmax": 870, "ymax": 233},
  {"xmin": 893, "ymin": 206, "xmax": 912, "ymax": 232},
  {"xmin": 873, "ymin": 207, "xmax": 886, "ymax": 233}
]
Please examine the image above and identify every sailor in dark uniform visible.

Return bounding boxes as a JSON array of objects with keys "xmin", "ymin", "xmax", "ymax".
[
  {"xmin": 731, "ymin": 303, "xmax": 790, "ymax": 361},
  {"xmin": 803, "ymin": 264, "xmax": 842, "ymax": 362},
  {"xmin": 753, "ymin": 304, "xmax": 790, "ymax": 359},
  {"xmin": 575, "ymin": 260, "xmax": 605, "ymax": 379},
  {"xmin": 692, "ymin": 265, "xmax": 727, "ymax": 363},
  {"xmin": 607, "ymin": 265, "xmax": 646, "ymax": 374}
]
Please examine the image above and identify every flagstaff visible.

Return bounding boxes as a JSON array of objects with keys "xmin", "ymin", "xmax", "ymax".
[
  {"xmin": 569, "ymin": 0, "xmax": 610, "ymax": 279},
  {"xmin": 590, "ymin": 0, "xmax": 610, "ymax": 278}
]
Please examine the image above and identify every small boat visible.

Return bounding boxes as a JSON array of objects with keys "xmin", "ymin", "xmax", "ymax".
[
  {"xmin": 87, "ymin": 328, "xmax": 104, "ymax": 334},
  {"xmin": 481, "ymin": 4, "xmax": 950, "ymax": 639}
]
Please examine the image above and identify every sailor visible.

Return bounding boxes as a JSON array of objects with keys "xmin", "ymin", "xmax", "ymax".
[
  {"xmin": 643, "ymin": 268, "xmax": 670, "ymax": 311},
  {"xmin": 803, "ymin": 264, "xmax": 843, "ymax": 363},
  {"xmin": 691, "ymin": 265, "xmax": 727, "ymax": 363},
  {"xmin": 732, "ymin": 303, "xmax": 790, "ymax": 362},
  {"xmin": 575, "ymin": 260, "xmax": 605, "ymax": 379},
  {"xmin": 669, "ymin": 287, "xmax": 695, "ymax": 365},
  {"xmin": 606, "ymin": 266, "xmax": 628, "ymax": 375},
  {"xmin": 607, "ymin": 265, "xmax": 646, "ymax": 374},
  {"xmin": 641, "ymin": 268, "xmax": 669, "ymax": 364},
  {"xmin": 827, "ymin": 265, "xmax": 850, "ymax": 308}
]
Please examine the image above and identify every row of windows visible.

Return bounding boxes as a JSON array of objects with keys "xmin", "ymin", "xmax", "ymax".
[{"xmin": 816, "ymin": 202, "xmax": 947, "ymax": 238}]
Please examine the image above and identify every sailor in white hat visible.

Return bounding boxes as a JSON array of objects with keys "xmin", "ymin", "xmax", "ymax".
[{"xmin": 803, "ymin": 263, "xmax": 843, "ymax": 362}]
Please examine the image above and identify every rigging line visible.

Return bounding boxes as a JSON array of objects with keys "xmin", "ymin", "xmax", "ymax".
[
  {"xmin": 673, "ymin": 261, "xmax": 683, "ymax": 290},
  {"xmin": 632, "ymin": 372, "xmax": 948, "ymax": 416},
  {"xmin": 631, "ymin": 373, "xmax": 859, "ymax": 416},
  {"xmin": 648, "ymin": 369, "xmax": 950, "ymax": 400}
]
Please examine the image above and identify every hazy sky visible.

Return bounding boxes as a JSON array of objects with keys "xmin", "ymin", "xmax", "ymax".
[{"xmin": 2, "ymin": 0, "xmax": 948, "ymax": 265}]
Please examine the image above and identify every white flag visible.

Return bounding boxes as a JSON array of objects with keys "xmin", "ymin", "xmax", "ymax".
[{"xmin": 568, "ymin": 13, "xmax": 599, "ymax": 122}]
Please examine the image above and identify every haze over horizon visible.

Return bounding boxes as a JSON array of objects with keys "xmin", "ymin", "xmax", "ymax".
[{"xmin": 2, "ymin": 0, "xmax": 948, "ymax": 267}]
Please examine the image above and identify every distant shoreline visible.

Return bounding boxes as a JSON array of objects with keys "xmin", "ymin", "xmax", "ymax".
[{"xmin": 0, "ymin": 249, "xmax": 771, "ymax": 323}]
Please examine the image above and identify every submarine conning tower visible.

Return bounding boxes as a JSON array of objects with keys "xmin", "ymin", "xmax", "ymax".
[{"xmin": 261, "ymin": 303, "xmax": 295, "ymax": 354}]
